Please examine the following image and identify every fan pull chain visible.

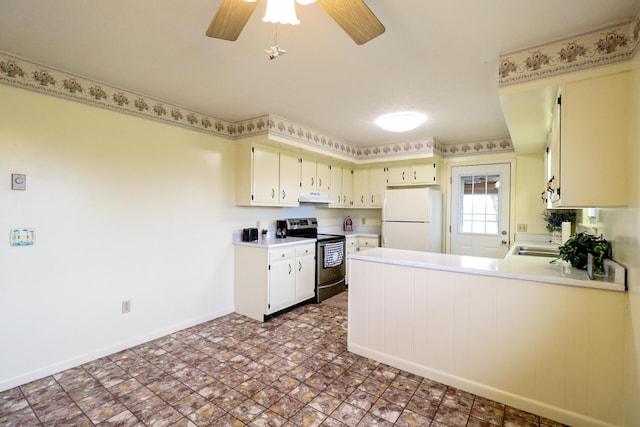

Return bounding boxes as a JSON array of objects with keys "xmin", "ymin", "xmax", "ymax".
[{"xmin": 265, "ymin": 24, "xmax": 286, "ymax": 60}]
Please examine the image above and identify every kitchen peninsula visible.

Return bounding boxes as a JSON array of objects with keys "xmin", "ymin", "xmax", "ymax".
[{"xmin": 348, "ymin": 247, "xmax": 626, "ymax": 427}]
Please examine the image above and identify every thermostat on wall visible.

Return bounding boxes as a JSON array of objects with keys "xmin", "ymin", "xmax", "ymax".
[{"xmin": 10, "ymin": 228, "xmax": 35, "ymax": 246}]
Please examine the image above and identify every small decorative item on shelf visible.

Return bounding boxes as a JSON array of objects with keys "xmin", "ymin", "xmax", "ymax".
[
  {"xmin": 261, "ymin": 229, "xmax": 268, "ymax": 240},
  {"xmin": 542, "ymin": 209, "xmax": 576, "ymax": 241},
  {"xmin": 553, "ymin": 232, "xmax": 612, "ymax": 275}
]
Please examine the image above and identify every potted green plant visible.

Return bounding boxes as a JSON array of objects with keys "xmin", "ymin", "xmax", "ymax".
[
  {"xmin": 542, "ymin": 209, "xmax": 576, "ymax": 233},
  {"xmin": 553, "ymin": 232, "xmax": 612, "ymax": 275},
  {"xmin": 261, "ymin": 229, "xmax": 268, "ymax": 240}
]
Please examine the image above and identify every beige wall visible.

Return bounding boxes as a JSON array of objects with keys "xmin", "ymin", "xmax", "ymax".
[
  {"xmin": 0, "ymin": 84, "xmax": 348, "ymax": 390},
  {"xmin": 598, "ymin": 57, "xmax": 640, "ymax": 427}
]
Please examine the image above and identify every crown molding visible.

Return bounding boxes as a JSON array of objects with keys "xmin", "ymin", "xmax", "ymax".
[{"xmin": 499, "ymin": 10, "xmax": 640, "ymax": 87}]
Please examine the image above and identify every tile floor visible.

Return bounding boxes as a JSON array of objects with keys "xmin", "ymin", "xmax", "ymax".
[{"xmin": 0, "ymin": 292, "xmax": 568, "ymax": 426}]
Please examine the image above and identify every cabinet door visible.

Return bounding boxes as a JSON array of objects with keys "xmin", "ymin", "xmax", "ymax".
[
  {"xmin": 279, "ymin": 151, "xmax": 300, "ymax": 206},
  {"xmin": 560, "ymin": 72, "xmax": 629, "ymax": 206},
  {"xmin": 342, "ymin": 168, "xmax": 353, "ymax": 207},
  {"xmin": 368, "ymin": 167, "xmax": 386, "ymax": 207},
  {"xmin": 412, "ymin": 163, "xmax": 436, "ymax": 184},
  {"xmin": 387, "ymin": 165, "xmax": 410, "ymax": 185},
  {"xmin": 268, "ymin": 257, "xmax": 295, "ymax": 313},
  {"xmin": 252, "ymin": 145, "xmax": 280, "ymax": 205},
  {"xmin": 352, "ymin": 169, "xmax": 368, "ymax": 207},
  {"xmin": 295, "ymin": 245, "xmax": 316, "ymax": 302},
  {"xmin": 329, "ymin": 164, "xmax": 343, "ymax": 207},
  {"xmin": 300, "ymin": 156, "xmax": 316, "ymax": 191},
  {"xmin": 316, "ymin": 160, "xmax": 331, "ymax": 192}
]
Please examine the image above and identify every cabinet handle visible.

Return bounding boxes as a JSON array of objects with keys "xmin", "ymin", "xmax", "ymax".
[
  {"xmin": 371, "ymin": 195, "xmax": 374, "ymax": 203},
  {"xmin": 282, "ymin": 190, "xmax": 286, "ymax": 199},
  {"xmin": 298, "ymin": 261, "xmax": 302, "ymax": 272},
  {"xmin": 343, "ymin": 195, "xmax": 346, "ymax": 203},
  {"xmin": 288, "ymin": 264, "xmax": 292, "ymax": 275},
  {"xmin": 361, "ymin": 195, "xmax": 364, "ymax": 203},
  {"xmin": 311, "ymin": 177, "xmax": 314, "ymax": 186},
  {"xmin": 318, "ymin": 178, "xmax": 322, "ymax": 187},
  {"xmin": 337, "ymin": 195, "xmax": 341, "ymax": 203},
  {"xmin": 414, "ymin": 171, "xmax": 417, "ymax": 180},
  {"xmin": 281, "ymin": 253, "xmax": 285, "ymax": 258},
  {"xmin": 272, "ymin": 189, "xmax": 275, "ymax": 199},
  {"xmin": 402, "ymin": 171, "xmax": 405, "ymax": 181}
]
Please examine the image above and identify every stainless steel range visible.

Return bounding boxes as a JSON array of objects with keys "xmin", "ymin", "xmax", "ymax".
[{"xmin": 285, "ymin": 218, "xmax": 346, "ymax": 302}]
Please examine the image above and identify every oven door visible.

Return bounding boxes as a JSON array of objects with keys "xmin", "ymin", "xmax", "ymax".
[{"xmin": 317, "ymin": 239, "xmax": 346, "ymax": 285}]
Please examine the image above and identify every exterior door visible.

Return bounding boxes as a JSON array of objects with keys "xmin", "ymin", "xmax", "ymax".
[{"xmin": 450, "ymin": 163, "xmax": 511, "ymax": 258}]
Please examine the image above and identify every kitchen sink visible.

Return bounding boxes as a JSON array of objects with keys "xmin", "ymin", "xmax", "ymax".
[{"xmin": 513, "ymin": 246, "xmax": 560, "ymax": 258}]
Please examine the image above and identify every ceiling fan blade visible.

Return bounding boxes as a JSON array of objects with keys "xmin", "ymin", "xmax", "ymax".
[
  {"xmin": 316, "ymin": 0, "xmax": 385, "ymax": 45},
  {"xmin": 206, "ymin": 0, "xmax": 259, "ymax": 41}
]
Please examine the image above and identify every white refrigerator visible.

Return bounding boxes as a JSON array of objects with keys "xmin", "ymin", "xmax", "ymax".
[{"xmin": 382, "ymin": 187, "xmax": 443, "ymax": 252}]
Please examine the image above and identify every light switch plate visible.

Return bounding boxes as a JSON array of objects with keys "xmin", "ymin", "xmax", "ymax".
[
  {"xmin": 11, "ymin": 174, "xmax": 26, "ymax": 191},
  {"xmin": 11, "ymin": 228, "xmax": 35, "ymax": 246}
]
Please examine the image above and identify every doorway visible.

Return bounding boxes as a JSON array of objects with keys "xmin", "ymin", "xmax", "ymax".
[{"xmin": 450, "ymin": 163, "xmax": 511, "ymax": 258}]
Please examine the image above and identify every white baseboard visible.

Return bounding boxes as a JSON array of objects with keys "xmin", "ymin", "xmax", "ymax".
[
  {"xmin": 0, "ymin": 306, "xmax": 234, "ymax": 392},
  {"xmin": 348, "ymin": 342, "xmax": 618, "ymax": 427}
]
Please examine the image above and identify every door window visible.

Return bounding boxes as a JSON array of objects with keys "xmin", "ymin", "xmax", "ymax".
[{"xmin": 460, "ymin": 174, "xmax": 500, "ymax": 235}]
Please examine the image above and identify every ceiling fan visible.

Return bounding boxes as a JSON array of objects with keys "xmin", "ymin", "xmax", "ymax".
[{"xmin": 205, "ymin": 0, "xmax": 385, "ymax": 45}]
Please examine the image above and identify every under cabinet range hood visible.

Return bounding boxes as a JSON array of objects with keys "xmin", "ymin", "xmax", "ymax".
[{"xmin": 298, "ymin": 191, "xmax": 331, "ymax": 204}]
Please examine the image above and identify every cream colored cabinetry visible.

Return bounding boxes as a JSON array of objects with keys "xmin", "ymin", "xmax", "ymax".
[
  {"xmin": 387, "ymin": 162, "xmax": 438, "ymax": 186},
  {"xmin": 234, "ymin": 242, "xmax": 316, "ymax": 321},
  {"xmin": 553, "ymin": 72, "xmax": 629, "ymax": 207},
  {"xmin": 279, "ymin": 151, "xmax": 300, "ymax": 206},
  {"xmin": 341, "ymin": 167, "xmax": 353, "ymax": 207},
  {"xmin": 294, "ymin": 244, "xmax": 315, "ymax": 302},
  {"xmin": 268, "ymin": 247, "xmax": 296, "ymax": 313},
  {"xmin": 236, "ymin": 142, "xmax": 299, "ymax": 207},
  {"xmin": 352, "ymin": 167, "xmax": 386, "ymax": 208},
  {"xmin": 300, "ymin": 156, "xmax": 331, "ymax": 192},
  {"xmin": 345, "ymin": 235, "xmax": 379, "ymax": 284},
  {"xmin": 329, "ymin": 164, "xmax": 342, "ymax": 207}
]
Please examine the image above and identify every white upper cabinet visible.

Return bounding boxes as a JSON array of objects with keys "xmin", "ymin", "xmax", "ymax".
[
  {"xmin": 341, "ymin": 167, "xmax": 353, "ymax": 207},
  {"xmin": 251, "ymin": 145, "xmax": 280, "ymax": 205},
  {"xmin": 352, "ymin": 166, "xmax": 386, "ymax": 208},
  {"xmin": 387, "ymin": 162, "xmax": 438, "ymax": 186},
  {"xmin": 554, "ymin": 71, "xmax": 629, "ymax": 207},
  {"xmin": 236, "ymin": 141, "xmax": 300, "ymax": 207},
  {"xmin": 300, "ymin": 156, "xmax": 331, "ymax": 192},
  {"xmin": 329, "ymin": 164, "xmax": 344, "ymax": 207},
  {"xmin": 279, "ymin": 151, "xmax": 300, "ymax": 206}
]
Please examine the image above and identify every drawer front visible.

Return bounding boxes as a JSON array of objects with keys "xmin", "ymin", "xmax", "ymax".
[
  {"xmin": 269, "ymin": 247, "xmax": 295, "ymax": 262},
  {"xmin": 295, "ymin": 244, "xmax": 315, "ymax": 257},
  {"xmin": 346, "ymin": 237, "xmax": 358, "ymax": 248},
  {"xmin": 358, "ymin": 237, "xmax": 379, "ymax": 248}
]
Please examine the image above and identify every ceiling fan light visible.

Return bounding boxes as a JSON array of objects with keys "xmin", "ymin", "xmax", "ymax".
[
  {"xmin": 263, "ymin": 0, "xmax": 300, "ymax": 25},
  {"xmin": 296, "ymin": 0, "xmax": 316, "ymax": 4},
  {"xmin": 375, "ymin": 112, "xmax": 426, "ymax": 132}
]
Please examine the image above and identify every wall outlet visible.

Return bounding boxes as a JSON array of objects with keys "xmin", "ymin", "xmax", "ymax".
[
  {"xmin": 121, "ymin": 300, "xmax": 131, "ymax": 314},
  {"xmin": 517, "ymin": 224, "xmax": 528, "ymax": 232}
]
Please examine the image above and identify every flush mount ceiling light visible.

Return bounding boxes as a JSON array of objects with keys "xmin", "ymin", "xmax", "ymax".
[{"xmin": 375, "ymin": 112, "xmax": 427, "ymax": 132}]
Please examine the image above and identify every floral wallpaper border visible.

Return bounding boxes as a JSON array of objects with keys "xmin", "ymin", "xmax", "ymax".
[
  {"xmin": 0, "ymin": 51, "xmax": 514, "ymax": 160},
  {"xmin": 499, "ymin": 10, "xmax": 640, "ymax": 87}
]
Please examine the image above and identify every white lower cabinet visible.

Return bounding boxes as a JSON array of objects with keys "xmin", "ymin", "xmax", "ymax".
[
  {"xmin": 294, "ymin": 245, "xmax": 316, "ymax": 302},
  {"xmin": 234, "ymin": 242, "xmax": 316, "ymax": 321},
  {"xmin": 345, "ymin": 235, "xmax": 379, "ymax": 285}
]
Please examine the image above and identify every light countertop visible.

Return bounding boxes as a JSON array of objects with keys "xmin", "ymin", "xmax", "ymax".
[
  {"xmin": 348, "ymin": 245, "xmax": 625, "ymax": 292},
  {"xmin": 233, "ymin": 236, "xmax": 315, "ymax": 249}
]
